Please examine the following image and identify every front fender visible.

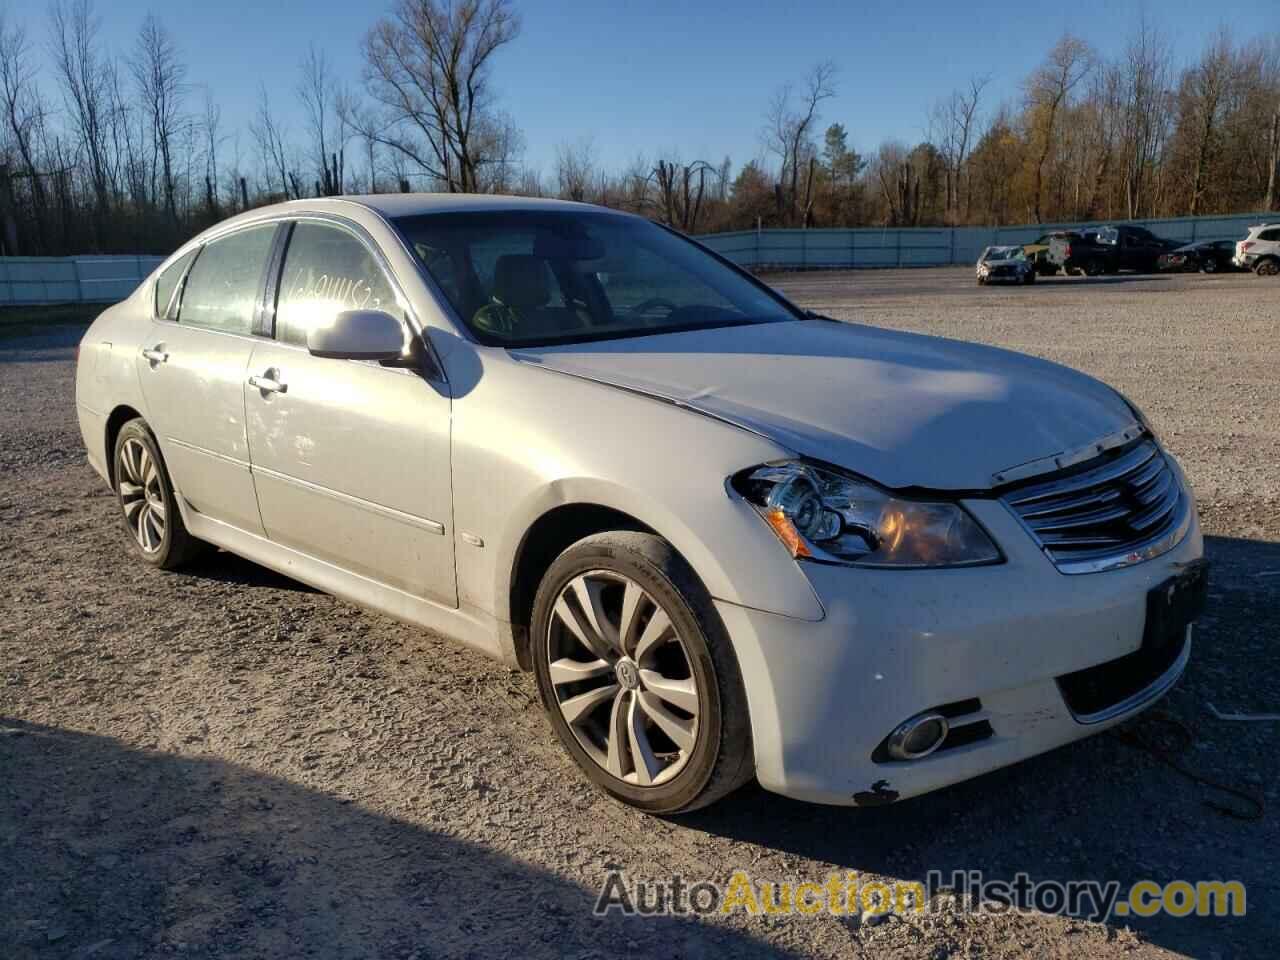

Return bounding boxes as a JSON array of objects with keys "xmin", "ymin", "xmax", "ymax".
[{"xmin": 447, "ymin": 350, "xmax": 825, "ymax": 626}]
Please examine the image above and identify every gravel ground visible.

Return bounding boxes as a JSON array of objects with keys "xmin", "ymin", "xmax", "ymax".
[{"xmin": 2, "ymin": 268, "xmax": 1277, "ymax": 960}]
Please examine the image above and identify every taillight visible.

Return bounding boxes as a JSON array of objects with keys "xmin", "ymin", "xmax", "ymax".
[
  {"xmin": 1064, "ymin": 244, "xmax": 1072, "ymax": 258},
  {"xmin": 1242, "ymin": 241, "xmax": 1254, "ymax": 251}
]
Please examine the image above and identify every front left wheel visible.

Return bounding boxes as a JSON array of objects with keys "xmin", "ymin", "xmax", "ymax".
[
  {"xmin": 531, "ymin": 531, "xmax": 754, "ymax": 814},
  {"xmin": 113, "ymin": 418, "xmax": 205, "ymax": 569}
]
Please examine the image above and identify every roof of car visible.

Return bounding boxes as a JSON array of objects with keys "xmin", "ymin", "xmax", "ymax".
[{"xmin": 333, "ymin": 192, "xmax": 606, "ymax": 218}]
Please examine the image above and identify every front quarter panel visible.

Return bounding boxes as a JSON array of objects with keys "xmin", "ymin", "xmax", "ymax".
[{"xmin": 445, "ymin": 346, "xmax": 825, "ymax": 624}]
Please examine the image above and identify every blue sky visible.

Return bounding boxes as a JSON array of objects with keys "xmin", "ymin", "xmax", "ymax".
[{"xmin": 32, "ymin": 0, "xmax": 1280, "ymax": 176}]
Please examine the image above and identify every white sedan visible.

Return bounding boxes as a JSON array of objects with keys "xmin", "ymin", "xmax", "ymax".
[{"xmin": 75, "ymin": 195, "xmax": 1207, "ymax": 812}]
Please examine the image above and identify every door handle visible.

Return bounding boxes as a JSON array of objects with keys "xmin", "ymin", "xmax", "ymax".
[
  {"xmin": 248, "ymin": 373, "xmax": 287, "ymax": 394},
  {"xmin": 141, "ymin": 347, "xmax": 169, "ymax": 364}
]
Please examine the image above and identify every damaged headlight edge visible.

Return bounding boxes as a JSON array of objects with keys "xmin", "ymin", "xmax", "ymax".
[{"xmin": 731, "ymin": 461, "xmax": 1003, "ymax": 568}]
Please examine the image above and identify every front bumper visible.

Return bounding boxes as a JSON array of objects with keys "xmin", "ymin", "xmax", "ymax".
[{"xmin": 719, "ymin": 497, "xmax": 1204, "ymax": 806}]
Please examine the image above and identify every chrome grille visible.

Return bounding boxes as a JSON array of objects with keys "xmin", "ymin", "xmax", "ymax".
[{"xmin": 1001, "ymin": 439, "xmax": 1189, "ymax": 574}]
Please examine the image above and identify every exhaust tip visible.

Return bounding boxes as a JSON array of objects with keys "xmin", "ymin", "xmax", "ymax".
[{"xmin": 886, "ymin": 712, "xmax": 950, "ymax": 760}]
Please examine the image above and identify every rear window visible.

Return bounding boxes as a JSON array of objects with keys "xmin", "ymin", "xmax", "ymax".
[{"xmin": 178, "ymin": 225, "xmax": 276, "ymax": 336}]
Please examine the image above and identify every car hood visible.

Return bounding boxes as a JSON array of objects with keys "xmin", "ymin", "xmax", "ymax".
[{"xmin": 512, "ymin": 320, "xmax": 1137, "ymax": 491}]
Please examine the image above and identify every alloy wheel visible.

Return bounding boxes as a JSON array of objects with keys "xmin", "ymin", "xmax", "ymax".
[
  {"xmin": 546, "ymin": 570, "xmax": 700, "ymax": 787},
  {"xmin": 118, "ymin": 437, "xmax": 166, "ymax": 553}
]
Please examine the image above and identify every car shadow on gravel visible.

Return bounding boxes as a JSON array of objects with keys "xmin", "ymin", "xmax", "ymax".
[
  {"xmin": 680, "ymin": 533, "xmax": 1279, "ymax": 959},
  {"xmin": 184, "ymin": 548, "xmax": 322, "ymax": 594},
  {"xmin": 0, "ymin": 719, "xmax": 797, "ymax": 960}
]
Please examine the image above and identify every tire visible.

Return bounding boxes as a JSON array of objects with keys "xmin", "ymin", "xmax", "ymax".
[
  {"xmin": 530, "ymin": 531, "xmax": 754, "ymax": 814},
  {"xmin": 1023, "ymin": 270, "xmax": 1036, "ymax": 285},
  {"xmin": 1202, "ymin": 259, "xmax": 1217, "ymax": 274},
  {"xmin": 112, "ymin": 418, "xmax": 205, "ymax": 570},
  {"xmin": 1255, "ymin": 258, "xmax": 1279, "ymax": 277},
  {"xmin": 976, "ymin": 277, "xmax": 986, "ymax": 286},
  {"xmin": 1065, "ymin": 266, "xmax": 1081, "ymax": 277},
  {"xmin": 1084, "ymin": 258, "xmax": 1104, "ymax": 277}
]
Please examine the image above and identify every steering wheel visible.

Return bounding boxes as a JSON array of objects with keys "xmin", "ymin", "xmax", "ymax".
[{"xmin": 629, "ymin": 297, "xmax": 679, "ymax": 322}]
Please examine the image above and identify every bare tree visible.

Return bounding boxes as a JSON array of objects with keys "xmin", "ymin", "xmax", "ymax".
[
  {"xmin": 200, "ymin": 86, "xmax": 223, "ymax": 214},
  {"xmin": 1118, "ymin": 19, "xmax": 1174, "ymax": 218},
  {"xmin": 129, "ymin": 13, "xmax": 186, "ymax": 222},
  {"xmin": 555, "ymin": 137, "xmax": 595, "ymax": 201},
  {"xmin": 250, "ymin": 83, "xmax": 294, "ymax": 198},
  {"xmin": 931, "ymin": 75, "xmax": 988, "ymax": 222},
  {"xmin": 298, "ymin": 43, "xmax": 345, "ymax": 195},
  {"xmin": 359, "ymin": 0, "xmax": 520, "ymax": 192},
  {"xmin": 0, "ymin": 7, "xmax": 52, "ymax": 252},
  {"xmin": 652, "ymin": 156, "xmax": 716, "ymax": 232},
  {"xmin": 49, "ymin": 0, "xmax": 117, "ymax": 242},
  {"xmin": 1025, "ymin": 34, "xmax": 1095, "ymax": 223},
  {"xmin": 763, "ymin": 60, "xmax": 836, "ymax": 225}
]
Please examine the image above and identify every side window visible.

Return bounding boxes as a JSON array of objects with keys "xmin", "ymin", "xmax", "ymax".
[
  {"xmin": 154, "ymin": 249, "xmax": 198, "ymax": 319},
  {"xmin": 1259, "ymin": 229, "xmax": 1280, "ymax": 243},
  {"xmin": 276, "ymin": 222, "xmax": 401, "ymax": 348},
  {"xmin": 178, "ymin": 225, "xmax": 276, "ymax": 335}
]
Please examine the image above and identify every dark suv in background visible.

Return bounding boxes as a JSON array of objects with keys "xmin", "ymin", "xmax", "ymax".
[{"xmin": 1049, "ymin": 225, "xmax": 1179, "ymax": 276}]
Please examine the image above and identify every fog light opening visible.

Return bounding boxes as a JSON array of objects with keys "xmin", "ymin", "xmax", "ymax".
[{"xmin": 887, "ymin": 712, "xmax": 950, "ymax": 760}]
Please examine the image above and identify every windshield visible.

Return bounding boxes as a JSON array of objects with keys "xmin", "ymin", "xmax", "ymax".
[
  {"xmin": 983, "ymin": 247, "xmax": 1023, "ymax": 262},
  {"xmin": 394, "ymin": 210, "xmax": 798, "ymax": 346}
]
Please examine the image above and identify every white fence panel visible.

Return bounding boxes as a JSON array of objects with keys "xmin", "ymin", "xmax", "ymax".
[
  {"xmin": 4, "ymin": 210, "xmax": 1276, "ymax": 304},
  {"xmin": 699, "ymin": 212, "xmax": 1276, "ymax": 271},
  {"xmin": 0, "ymin": 255, "xmax": 164, "ymax": 306}
]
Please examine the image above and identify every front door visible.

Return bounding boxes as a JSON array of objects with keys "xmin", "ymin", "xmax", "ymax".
[
  {"xmin": 135, "ymin": 223, "xmax": 279, "ymax": 537},
  {"xmin": 243, "ymin": 220, "xmax": 456, "ymax": 607}
]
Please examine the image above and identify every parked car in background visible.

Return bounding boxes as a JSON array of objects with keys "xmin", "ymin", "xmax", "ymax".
[
  {"xmin": 1022, "ymin": 232, "xmax": 1070, "ymax": 275},
  {"xmin": 1233, "ymin": 223, "xmax": 1280, "ymax": 276},
  {"xmin": 1156, "ymin": 240, "xmax": 1239, "ymax": 274},
  {"xmin": 75, "ymin": 195, "xmax": 1206, "ymax": 813},
  {"xmin": 976, "ymin": 245, "xmax": 1035, "ymax": 285},
  {"xmin": 1049, "ymin": 225, "xmax": 1179, "ymax": 276}
]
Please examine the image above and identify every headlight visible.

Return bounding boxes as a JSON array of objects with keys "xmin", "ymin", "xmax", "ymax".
[{"xmin": 732, "ymin": 461, "xmax": 1001, "ymax": 568}]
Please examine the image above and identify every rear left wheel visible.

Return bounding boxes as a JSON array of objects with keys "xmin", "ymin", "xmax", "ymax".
[
  {"xmin": 1256, "ymin": 258, "xmax": 1279, "ymax": 277},
  {"xmin": 531, "ymin": 531, "xmax": 753, "ymax": 813},
  {"xmin": 113, "ymin": 418, "xmax": 205, "ymax": 569}
]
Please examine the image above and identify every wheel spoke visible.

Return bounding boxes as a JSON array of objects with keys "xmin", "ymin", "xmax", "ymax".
[
  {"xmin": 136, "ymin": 506, "xmax": 151, "ymax": 550},
  {"xmin": 626, "ymin": 695, "xmax": 661, "ymax": 785},
  {"xmin": 637, "ymin": 691, "xmax": 695, "ymax": 751},
  {"xmin": 553, "ymin": 596, "xmax": 614, "ymax": 663},
  {"xmin": 119, "ymin": 481, "xmax": 143, "ymax": 498},
  {"xmin": 122, "ymin": 497, "xmax": 144, "ymax": 521},
  {"xmin": 570, "ymin": 576, "xmax": 621, "ymax": 654},
  {"xmin": 549, "ymin": 657, "xmax": 612, "ymax": 686},
  {"xmin": 633, "ymin": 607, "xmax": 671, "ymax": 664},
  {"xmin": 639, "ymin": 670, "xmax": 698, "ymax": 715},
  {"xmin": 145, "ymin": 509, "xmax": 163, "ymax": 547},
  {"xmin": 618, "ymin": 580, "xmax": 645, "ymax": 655},
  {"xmin": 148, "ymin": 498, "xmax": 166, "ymax": 520},
  {"xmin": 559, "ymin": 683, "xmax": 619, "ymax": 724},
  {"xmin": 605, "ymin": 689, "xmax": 629, "ymax": 778}
]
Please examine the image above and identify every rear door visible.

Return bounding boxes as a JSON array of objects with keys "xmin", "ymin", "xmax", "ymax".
[
  {"xmin": 243, "ymin": 219, "xmax": 456, "ymax": 607},
  {"xmin": 135, "ymin": 223, "xmax": 279, "ymax": 536}
]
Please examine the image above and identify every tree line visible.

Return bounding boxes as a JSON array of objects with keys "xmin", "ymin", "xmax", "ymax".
[{"xmin": 2, "ymin": 0, "xmax": 1278, "ymax": 258}]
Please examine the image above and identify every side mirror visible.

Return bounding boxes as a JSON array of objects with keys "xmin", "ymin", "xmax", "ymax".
[{"xmin": 307, "ymin": 309, "xmax": 405, "ymax": 361}]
